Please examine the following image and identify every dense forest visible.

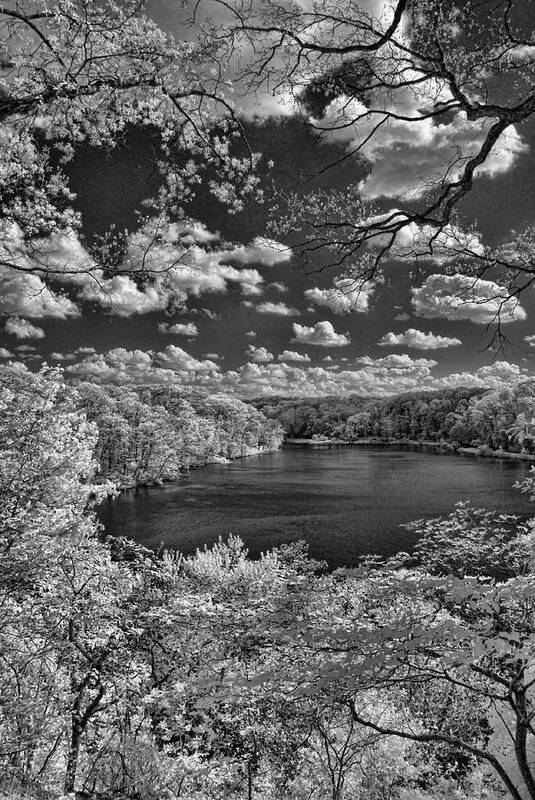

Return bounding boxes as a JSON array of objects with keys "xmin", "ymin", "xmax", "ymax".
[
  {"xmin": 3, "ymin": 363, "xmax": 535, "ymax": 800},
  {"xmin": 254, "ymin": 382, "xmax": 535, "ymax": 453},
  {"xmin": 76, "ymin": 383, "xmax": 284, "ymax": 488}
]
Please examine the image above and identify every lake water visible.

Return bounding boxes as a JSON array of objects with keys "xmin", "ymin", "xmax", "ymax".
[{"xmin": 98, "ymin": 444, "xmax": 535, "ymax": 568}]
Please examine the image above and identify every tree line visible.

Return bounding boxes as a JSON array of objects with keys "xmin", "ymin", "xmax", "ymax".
[
  {"xmin": 254, "ymin": 382, "xmax": 535, "ymax": 453},
  {"xmin": 3, "ymin": 363, "xmax": 535, "ymax": 799},
  {"xmin": 75, "ymin": 382, "xmax": 284, "ymax": 489}
]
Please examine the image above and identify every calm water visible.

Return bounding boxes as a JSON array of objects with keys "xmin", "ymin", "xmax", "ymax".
[{"xmin": 98, "ymin": 445, "xmax": 535, "ymax": 568}]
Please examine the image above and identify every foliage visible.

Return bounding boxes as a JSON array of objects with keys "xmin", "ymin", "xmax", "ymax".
[
  {"xmin": 215, "ymin": 0, "xmax": 535, "ymax": 319},
  {"xmin": 254, "ymin": 381, "xmax": 535, "ymax": 454},
  {"xmin": 77, "ymin": 382, "xmax": 284, "ymax": 488}
]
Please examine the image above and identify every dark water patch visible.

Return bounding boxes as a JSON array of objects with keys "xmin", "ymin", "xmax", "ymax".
[{"xmin": 98, "ymin": 445, "xmax": 534, "ymax": 568}]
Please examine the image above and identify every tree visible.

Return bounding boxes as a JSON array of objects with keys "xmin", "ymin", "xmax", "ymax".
[
  {"xmin": 216, "ymin": 0, "xmax": 535, "ymax": 326},
  {"xmin": 252, "ymin": 504, "xmax": 535, "ymax": 800},
  {"xmin": 0, "ymin": 0, "xmax": 260, "ymax": 284}
]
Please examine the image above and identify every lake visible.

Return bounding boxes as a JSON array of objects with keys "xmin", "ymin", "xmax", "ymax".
[{"xmin": 98, "ymin": 444, "xmax": 535, "ymax": 568}]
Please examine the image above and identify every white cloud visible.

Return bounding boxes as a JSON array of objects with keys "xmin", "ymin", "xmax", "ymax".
[
  {"xmin": 65, "ymin": 347, "xmax": 531, "ymax": 398},
  {"xmin": 79, "ymin": 275, "xmax": 167, "ymax": 317},
  {"xmin": 304, "ymin": 279, "xmax": 373, "ymax": 314},
  {"xmin": 277, "ymin": 350, "xmax": 311, "ymax": 362},
  {"xmin": 394, "ymin": 312, "xmax": 410, "ymax": 321},
  {"xmin": 0, "ymin": 348, "xmax": 14, "ymax": 358},
  {"xmin": 156, "ymin": 345, "xmax": 219, "ymax": 374},
  {"xmin": 245, "ymin": 330, "xmax": 257, "ymax": 338},
  {"xmin": 292, "ymin": 320, "xmax": 350, "ymax": 347},
  {"xmin": 524, "ymin": 335, "xmax": 535, "ymax": 348},
  {"xmin": 159, "ymin": 321, "xmax": 199, "ymax": 337},
  {"xmin": 223, "ymin": 237, "xmax": 292, "ymax": 266},
  {"xmin": 0, "ymin": 221, "xmax": 292, "ymax": 319},
  {"xmin": 378, "ymin": 328, "xmax": 462, "ymax": 350},
  {"xmin": 4, "ymin": 317, "xmax": 45, "ymax": 339},
  {"xmin": 51, "ymin": 352, "xmax": 76, "ymax": 361},
  {"xmin": 315, "ymin": 84, "xmax": 527, "ymax": 200},
  {"xmin": 67, "ymin": 346, "xmax": 220, "ymax": 385},
  {"xmin": 75, "ymin": 346, "xmax": 96, "ymax": 355},
  {"xmin": 268, "ymin": 282, "xmax": 288, "ymax": 293},
  {"xmin": 0, "ymin": 267, "xmax": 80, "ymax": 319},
  {"xmin": 15, "ymin": 344, "xmax": 36, "ymax": 352},
  {"xmin": 363, "ymin": 211, "xmax": 485, "ymax": 263},
  {"xmin": 256, "ymin": 301, "xmax": 301, "ymax": 316},
  {"xmin": 412, "ymin": 274, "xmax": 526, "ymax": 324},
  {"xmin": 245, "ymin": 344, "xmax": 274, "ymax": 363}
]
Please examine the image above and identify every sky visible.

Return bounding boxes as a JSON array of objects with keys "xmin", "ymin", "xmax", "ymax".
[{"xmin": 2, "ymin": 1, "xmax": 535, "ymax": 398}]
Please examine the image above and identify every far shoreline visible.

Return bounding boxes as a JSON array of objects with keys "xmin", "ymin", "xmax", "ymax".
[{"xmin": 285, "ymin": 437, "xmax": 535, "ymax": 464}]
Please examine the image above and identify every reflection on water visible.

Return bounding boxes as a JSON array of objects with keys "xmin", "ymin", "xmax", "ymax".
[{"xmin": 98, "ymin": 445, "xmax": 534, "ymax": 568}]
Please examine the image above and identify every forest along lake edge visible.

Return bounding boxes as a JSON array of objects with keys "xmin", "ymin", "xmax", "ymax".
[{"xmin": 98, "ymin": 443, "xmax": 535, "ymax": 569}]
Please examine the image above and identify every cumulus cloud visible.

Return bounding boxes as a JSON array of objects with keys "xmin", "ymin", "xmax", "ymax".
[
  {"xmin": 394, "ymin": 312, "xmax": 410, "ymax": 321},
  {"xmin": 0, "ymin": 220, "xmax": 291, "ymax": 319},
  {"xmin": 0, "ymin": 348, "xmax": 14, "ymax": 358},
  {"xmin": 363, "ymin": 211, "xmax": 485, "ymax": 263},
  {"xmin": 51, "ymin": 352, "xmax": 76, "ymax": 361},
  {"xmin": 15, "ymin": 344, "xmax": 36, "ymax": 353},
  {"xmin": 304, "ymin": 279, "xmax": 373, "ymax": 314},
  {"xmin": 65, "ymin": 346, "xmax": 530, "ymax": 399},
  {"xmin": 158, "ymin": 321, "xmax": 199, "ymax": 337},
  {"xmin": 67, "ymin": 346, "xmax": 220, "ymax": 385},
  {"xmin": 4, "ymin": 317, "xmax": 45, "ymax": 339},
  {"xmin": 268, "ymin": 282, "xmax": 289, "ymax": 293},
  {"xmin": 245, "ymin": 344, "xmax": 274, "ymax": 363},
  {"xmin": 524, "ymin": 335, "xmax": 535, "ymax": 348},
  {"xmin": 0, "ymin": 267, "xmax": 80, "ymax": 319},
  {"xmin": 315, "ymin": 84, "xmax": 527, "ymax": 200},
  {"xmin": 224, "ymin": 237, "xmax": 292, "ymax": 266},
  {"xmin": 412, "ymin": 274, "xmax": 526, "ymax": 324},
  {"xmin": 277, "ymin": 350, "xmax": 311, "ymax": 362},
  {"xmin": 292, "ymin": 320, "xmax": 350, "ymax": 347},
  {"xmin": 245, "ymin": 330, "xmax": 257, "ymax": 338},
  {"xmin": 79, "ymin": 275, "xmax": 167, "ymax": 317},
  {"xmin": 256, "ymin": 301, "xmax": 301, "ymax": 316},
  {"xmin": 378, "ymin": 328, "xmax": 462, "ymax": 350}
]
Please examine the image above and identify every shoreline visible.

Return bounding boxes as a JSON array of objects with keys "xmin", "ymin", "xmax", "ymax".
[
  {"xmin": 111, "ymin": 445, "xmax": 280, "ymax": 492},
  {"xmin": 285, "ymin": 437, "xmax": 535, "ymax": 463}
]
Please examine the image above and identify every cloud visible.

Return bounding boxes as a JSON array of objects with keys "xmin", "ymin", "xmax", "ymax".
[
  {"xmin": 156, "ymin": 345, "xmax": 219, "ymax": 374},
  {"xmin": 524, "ymin": 335, "xmax": 535, "ymax": 348},
  {"xmin": 363, "ymin": 212, "xmax": 485, "ymax": 263},
  {"xmin": 75, "ymin": 346, "xmax": 96, "ymax": 355},
  {"xmin": 304, "ymin": 279, "xmax": 373, "ymax": 314},
  {"xmin": 79, "ymin": 275, "xmax": 167, "ymax": 317},
  {"xmin": 292, "ymin": 320, "xmax": 350, "ymax": 347},
  {"xmin": 377, "ymin": 328, "xmax": 462, "ymax": 350},
  {"xmin": 412, "ymin": 274, "xmax": 526, "ymax": 324},
  {"xmin": 256, "ymin": 301, "xmax": 301, "ymax": 316},
  {"xmin": 222, "ymin": 237, "xmax": 292, "ymax": 266},
  {"xmin": 0, "ymin": 348, "xmax": 14, "ymax": 358},
  {"xmin": 0, "ymin": 221, "xmax": 292, "ymax": 319},
  {"xmin": 277, "ymin": 350, "xmax": 311, "ymax": 362},
  {"xmin": 158, "ymin": 322, "xmax": 199, "ymax": 337},
  {"xmin": 15, "ymin": 344, "xmax": 36, "ymax": 352},
  {"xmin": 50, "ymin": 352, "xmax": 76, "ymax": 361},
  {"xmin": 65, "ymin": 347, "xmax": 530, "ymax": 398},
  {"xmin": 268, "ymin": 282, "xmax": 288, "ymax": 293},
  {"xmin": 315, "ymin": 84, "xmax": 527, "ymax": 200},
  {"xmin": 4, "ymin": 317, "xmax": 45, "ymax": 339},
  {"xmin": 67, "ymin": 346, "xmax": 220, "ymax": 385},
  {"xmin": 0, "ymin": 267, "xmax": 80, "ymax": 319},
  {"xmin": 245, "ymin": 344, "xmax": 274, "ymax": 363},
  {"xmin": 245, "ymin": 330, "xmax": 257, "ymax": 338},
  {"xmin": 394, "ymin": 312, "xmax": 410, "ymax": 321}
]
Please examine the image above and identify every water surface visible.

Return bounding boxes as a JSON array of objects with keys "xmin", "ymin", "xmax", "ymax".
[{"xmin": 99, "ymin": 445, "xmax": 534, "ymax": 568}]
